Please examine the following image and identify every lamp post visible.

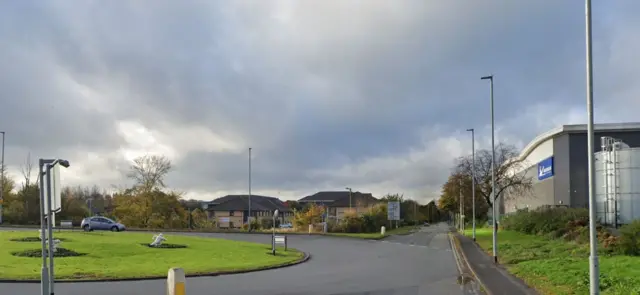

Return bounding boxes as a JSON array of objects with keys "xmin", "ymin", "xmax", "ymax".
[
  {"xmin": 0, "ymin": 131, "xmax": 4, "ymax": 225},
  {"xmin": 248, "ymin": 147, "xmax": 252, "ymax": 231},
  {"xmin": 272, "ymin": 209, "xmax": 279, "ymax": 255},
  {"xmin": 481, "ymin": 74, "xmax": 498, "ymax": 264},
  {"xmin": 585, "ymin": 0, "xmax": 600, "ymax": 293},
  {"xmin": 466, "ymin": 128, "xmax": 476, "ymax": 241},
  {"xmin": 345, "ymin": 187, "xmax": 352, "ymax": 209}
]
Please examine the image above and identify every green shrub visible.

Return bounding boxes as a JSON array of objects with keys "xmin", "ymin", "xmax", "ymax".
[
  {"xmin": 501, "ymin": 207, "xmax": 590, "ymax": 236},
  {"xmin": 615, "ymin": 220, "xmax": 640, "ymax": 255}
]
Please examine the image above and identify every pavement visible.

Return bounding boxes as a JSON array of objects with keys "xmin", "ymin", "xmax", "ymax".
[
  {"xmin": 0, "ymin": 223, "xmax": 473, "ymax": 295},
  {"xmin": 453, "ymin": 233, "xmax": 538, "ymax": 295}
]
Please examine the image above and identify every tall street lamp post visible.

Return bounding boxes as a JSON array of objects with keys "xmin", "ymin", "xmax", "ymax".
[
  {"xmin": 585, "ymin": 0, "xmax": 600, "ymax": 293},
  {"xmin": 248, "ymin": 147, "xmax": 252, "ymax": 231},
  {"xmin": 0, "ymin": 131, "xmax": 4, "ymax": 225},
  {"xmin": 466, "ymin": 128, "xmax": 476, "ymax": 241},
  {"xmin": 481, "ymin": 74, "xmax": 498, "ymax": 264}
]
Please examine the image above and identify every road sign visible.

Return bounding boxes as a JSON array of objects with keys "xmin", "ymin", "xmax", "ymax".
[{"xmin": 387, "ymin": 201, "xmax": 401, "ymax": 220}]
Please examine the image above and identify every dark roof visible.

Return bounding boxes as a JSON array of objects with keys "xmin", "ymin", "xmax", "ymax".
[
  {"xmin": 299, "ymin": 191, "xmax": 380, "ymax": 207},
  {"xmin": 299, "ymin": 191, "xmax": 348, "ymax": 202},
  {"xmin": 206, "ymin": 195, "xmax": 291, "ymax": 212}
]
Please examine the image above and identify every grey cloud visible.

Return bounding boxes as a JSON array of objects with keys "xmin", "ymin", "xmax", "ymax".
[{"xmin": 1, "ymin": 1, "xmax": 637, "ymax": 200}]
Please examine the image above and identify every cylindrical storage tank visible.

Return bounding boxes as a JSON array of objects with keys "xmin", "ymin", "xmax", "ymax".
[
  {"xmin": 615, "ymin": 147, "xmax": 640, "ymax": 224},
  {"xmin": 595, "ymin": 147, "xmax": 640, "ymax": 225},
  {"xmin": 594, "ymin": 152, "xmax": 608, "ymax": 224}
]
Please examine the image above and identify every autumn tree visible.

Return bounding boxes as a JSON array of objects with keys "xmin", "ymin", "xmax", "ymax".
[
  {"xmin": 437, "ymin": 172, "xmax": 489, "ymax": 221},
  {"xmin": 112, "ymin": 189, "xmax": 187, "ymax": 229},
  {"xmin": 127, "ymin": 155, "xmax": 172, "ymax": 192},
  {"xmin": 454, "ymin": 143, "xmax": 532, "ymax": 209}
]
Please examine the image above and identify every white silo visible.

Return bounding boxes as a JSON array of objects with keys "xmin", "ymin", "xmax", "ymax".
[{"xmin": 595, "ymin": 137, "xmax": 640, "ymax": 227}]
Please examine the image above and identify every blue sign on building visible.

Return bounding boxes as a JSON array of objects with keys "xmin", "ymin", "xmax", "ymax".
[{"xmin": 537, "ymin": 156, "xmax": 554, "ymax": 180}]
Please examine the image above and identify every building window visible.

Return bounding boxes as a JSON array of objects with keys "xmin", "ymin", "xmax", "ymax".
[{"xmin": 229, "ymin": 211, "xmax": 234, "ymax": 216}]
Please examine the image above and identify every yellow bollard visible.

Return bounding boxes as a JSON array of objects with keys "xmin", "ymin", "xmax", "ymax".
[{"xmin": 167, "ymin": 267, "xmax": 186, "ymax": 295}]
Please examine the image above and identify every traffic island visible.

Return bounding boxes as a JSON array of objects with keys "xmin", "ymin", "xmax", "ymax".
[{"xmin": 0, "ymin": 230, "xmax": 307, "ymax": 282}]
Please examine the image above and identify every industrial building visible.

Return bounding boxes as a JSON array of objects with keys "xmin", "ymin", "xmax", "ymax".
[{"xmin": 504, "ymin": 122, "xmax": 640, "ymax": 225}]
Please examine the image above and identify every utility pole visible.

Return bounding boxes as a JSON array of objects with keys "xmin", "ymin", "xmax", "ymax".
[
  {"xmin": 345, "ymin": 187, "xmax": 353, "ymax": 209},
  {"xmin": 585, "ymin": 0, "xmax": 600, "ymax": 293}
]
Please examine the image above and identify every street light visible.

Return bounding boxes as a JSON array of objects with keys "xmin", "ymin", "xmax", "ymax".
[
  {"xmin": 345, "ymin": 187, "xmax": 352, "ymax": 209},
  {"xmin": 466, "ymin": 128, "xmax": 476, "ymax": 241},
  {"xmin": 585, "ymin": 0, "xmax": 600, "ymax": 293},
  {"xmin": 248, "ymin": 147, "xmax": 252, "ymax": 231},
  {"xmin": 0, "ymin": 131, "xmax": 4, "ymax": 225},
  {"xmin": 272, "ymin": 209, "xmax": 279, "ymax": 255},
  {"xmin": 481, "ymin": 74, "xmax": 498, "ymax": 264},
  {"xmin": 38, "ymin": 158, "xmax": 70, "ymax": 295}
]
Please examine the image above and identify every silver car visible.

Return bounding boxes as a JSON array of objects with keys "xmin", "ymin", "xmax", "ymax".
[{"xmin": 81, "ymin": 216, "xmax": 126, "ymax": 232}]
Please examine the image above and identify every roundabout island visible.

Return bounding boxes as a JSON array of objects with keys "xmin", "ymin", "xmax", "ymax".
[{"xmin": 0, "ymin": 230, "xmax": 305, "ymax": 281}]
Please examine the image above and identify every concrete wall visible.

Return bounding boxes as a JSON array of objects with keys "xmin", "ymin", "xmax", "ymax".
[
  {"xmin": 553, "ymin": 133, "xmax": 572, "ymax": 206},
  {"xmin": 504, "ymin": 138, "xmax": 556, "ymax": 214},
  {"xmin": 504, "ymin": 163, "xmax": 556, "ymax": 214}
]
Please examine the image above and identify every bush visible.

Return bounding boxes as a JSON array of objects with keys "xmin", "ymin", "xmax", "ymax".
[
  {"xmin": 501, "ymin": 207, "xmax": 590, "ymax": 236},
  {"xmin": 140, "ymin": 243, "xmax": 188, "ymax": 249},
  {"xmin": 615, "ymin": 220, "xmax": 640, "ymax": 255},
  {"xmin": 12, "ymin": 248, "xmax": 86, "ymax": 257}
]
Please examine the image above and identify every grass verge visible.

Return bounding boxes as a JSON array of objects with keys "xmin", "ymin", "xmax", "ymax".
[
  {"xmin": 465, "ymin": 228, "xmax": 640, "ymax": 295},
  {"xmin": 0, "ymin": 230, "xmax": 304, "ymax": 281},
  {"xmin": 327, "ymin": 225, "xmax": 420, "ymax": 239}
]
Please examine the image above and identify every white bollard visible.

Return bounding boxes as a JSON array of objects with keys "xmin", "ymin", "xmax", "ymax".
[
  {"xmin": 167, "ymin": 267, "xmax": 186, "ymax": 295},
  {"xmin": 381, "ymin": 226, "xmax": 386, "ymax": 235},
  {"xmin": 308, "ymin": 224, "xmax": 313, "ymax": 234}
]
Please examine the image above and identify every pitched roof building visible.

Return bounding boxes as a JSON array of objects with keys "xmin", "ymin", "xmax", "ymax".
[{"xmin": 206, "ymin": 195, "xmax": 293, "ymax": 228}]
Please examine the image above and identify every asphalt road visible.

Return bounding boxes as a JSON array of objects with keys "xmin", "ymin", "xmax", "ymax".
[{"xmin": 0, "ymin": 223, "xmax": 470, "ymax": 295}]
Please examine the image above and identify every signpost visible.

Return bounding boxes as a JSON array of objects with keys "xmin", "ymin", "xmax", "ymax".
[
  {"xmin": 387, "ymin": 201, "xmax": 400, "ymax": 228},
  {"xmin": 38, "ymin": 158, "xmax": 70, "ymax": 295}
]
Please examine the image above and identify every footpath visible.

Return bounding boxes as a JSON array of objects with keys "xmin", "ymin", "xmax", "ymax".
[{"xmin": 453, "ymin": 232, "xmax": 538, "ymax": 295}]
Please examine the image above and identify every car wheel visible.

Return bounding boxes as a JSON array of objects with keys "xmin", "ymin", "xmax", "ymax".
[
  {"xmin": 111, "ymin": 226, "xmax": 119, "ymax": 232},
  {"xmin": 83, "ymin": 225, "xmax": 91, "ymax": 232}
]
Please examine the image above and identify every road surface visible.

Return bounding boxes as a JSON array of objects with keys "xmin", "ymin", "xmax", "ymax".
[{"xmin": 0, "ymin": 223, "xmax": 470, "ymax": 295}]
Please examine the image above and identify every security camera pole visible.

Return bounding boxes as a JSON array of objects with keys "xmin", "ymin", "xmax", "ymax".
[
  {"xmin": 272, "ymin": 209, "xmax": 279, "ymax": 255},
  {"xmin": 481, "ymin": 74, "xmax": 498, "ymax": 264},
  {"xmin": 39, "ymin": 158, "xmax": 70, "ymax": 295}
]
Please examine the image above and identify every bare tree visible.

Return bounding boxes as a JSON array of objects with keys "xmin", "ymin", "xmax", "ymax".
[
  {"xmin": 455, "ymin": 143, "xmax": 532, "ymax": 208},
  {"xmin": 20, "ymin": 152, "xmax": 35, "ymax": 188},
  {"xmin": 127, "ymin": 155, "xmax": 172, "ymax": 192}
]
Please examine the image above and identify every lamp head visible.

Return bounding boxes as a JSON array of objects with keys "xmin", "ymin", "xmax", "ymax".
[
  {"xmin": 57, "ymin": 159, "xmax": 70, "ymax": 168},
  {"xmin": 481, "ymin": 75, "xmax": 493, "ymax": 80}
]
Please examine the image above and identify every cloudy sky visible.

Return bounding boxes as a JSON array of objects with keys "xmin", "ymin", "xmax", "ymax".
[{"xmin": 1, "ymin": 1, "xmax": 638, "ymax": 202}]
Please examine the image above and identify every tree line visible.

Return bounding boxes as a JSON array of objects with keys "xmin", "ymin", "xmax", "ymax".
[{"xmin": 0, "ymin": 154, "xmax": 211, "ymax": 229}]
